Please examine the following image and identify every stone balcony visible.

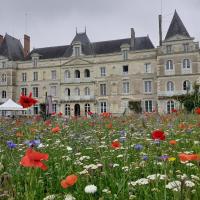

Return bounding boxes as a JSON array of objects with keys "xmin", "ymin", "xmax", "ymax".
[
  {"xmin": 158, "ymin": 90, "xmax": 189, "ymax": 97},
  {"xmin": 61, "ymin": 95, "xmax": 95, "ymax": 102},
  {"xmin": 62, "ymin": 78, "xmax": 93, "ymax": 84}
]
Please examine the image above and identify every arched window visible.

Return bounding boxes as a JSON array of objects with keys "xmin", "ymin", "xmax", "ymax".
[
  {"xmin": 75, "ymin": 88, "xmax": 80, "ymax": 96},
  {"xmin": 1, "ymin": 74, "xmax": 7, "ymax": 82},
  {"xmin": 166, "ymin": 60, "xmax": 173, "ymax": 70},
  {"xmin": 64, "ymin": 70, "xmax": 70, "ymax": 80},
  {"xmin": 65, "ymin": 104, "xmax": 70, "ymax": 116},
  {"xmin": 183, "ymin": 80, "xmax": 191, "ymax": 91},
  {"xmin": 85, "ymin": 103, "xmax": 90, "ymax": 115},
  {"xmin": 75, "ymin": 70, "xmax": 80, "ymax": 78},
  {"xmin": 2, "ymin": 90, "xmax": 6, "ymax": 98},
  {"xmin": 84, "ymin": 69, "xmax": 90, "ymax": 78},
  {"xmin": 167, "ymin": 100, "xmax": 175, "ymax": 114},
  {"xmin": 167, "ymin": 81, "xmax": 174, "ymax": 92},
  {"xmin": 183, "ymin": 59, "xmax": 191, "ymax": 69},
  {"xmin": 65, "ymin": 88, "xmax": 70, "ymax": 96},
  {"xmin": 85, "ymin": 87, "xmax": 90, "ymax": 96}
]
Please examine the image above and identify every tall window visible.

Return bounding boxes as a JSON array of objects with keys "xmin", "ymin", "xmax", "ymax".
[
  {"xmin": 84, "ymin": 69, "xmax": 90, "ymax": 78},
  {"xmin": 33, "ymin": 87, "xmax": 38, "ymax": 98},
  {"xmin": 144, "ymin": 81, "xmax": 152, "ymax": 93},
  {"xmin": 167, "ymin": 81, "xmax": 174, "ymax": 92},
  {"xmin": 100, "ymin": 67, "xmax": 106, "ymax": 77},
  {"xmin": 144, "ymin": 63, "xmax": 151, "ymax": 73},
  {"xmin": 75, "ymin": 47, "xmax": 80, "ymax": 57},
  {"xmin": 166, "ymin": 60, "xmax": 173, "ymax": 70},
  {"xmin": 51, "ymin": 70, "xmax": 56, "ymax": 80},
  {"xmin": 33, "ymin": 58, "xmax": 38, "ymax": 67},
  {"xmin": 65, "ymin": 104, "xmax": 70, "ymax": 116},
  {"xmin": 85, "ymin": 87, "xmax": 90, "ymax": 96},
  {"xmin": 33, "ymin": 105, "xmax": 39, "ymax": 114},
  {"xmin": 100, "ymin": 84, "xmax": 106, "ymax": 96},
  {"xmin": 75, "ymin": 88, "xmax": 80, "ymax": 96},
  {"xmin": 43, "ymin": 71, "xmax": 46, "ymax": 80},
  {"xmin": 52, "ymin": 104, "xmax": 57, "ymax": 113},
  {"xmin": 183, "ymin": 59, "xmax": 191, "ymax": 69},
  {"xmin": 1, "ymin": 74, "xmax": 6, "ymax": 83},
  {"xmin": 33, "ymin": 72, "xmax": 38, "ymax": 81},
  {"xmin": 2, "ymin": 61, "xmax": 6, "ymax": 68},
  {"xmin": 50, "ymin": 86, "xmax": 56, "ymax": 96},
  {"xmin": 85, "ymin": 103, "xmax": 91, "ymax": 115},
  {"xmin": 22, "ymin": 73, "xmax": 27, "ymax": 82},
  {"xmin": 167, "ymin": 100, "xmax": 175, "ymax": 114},
  {"xmin": 145, "ymin": 100, "xmax": 153, "ymax": 112},
  {"xmin": 64, "ymin": 70, "xmax": 70, "ymax": 81},
  {"xmin": 65, "ymin": 88, "xmax": 70, "ymax": 96},
  {"xmin": 123, "ymin": 65, "xmax": 128, "ymax": 74},
  {"xmin": 100, "ymin": 102, "xmax": 107, "ymax": 113},
  {"xmin": 166, "ymin": 45, "xmax": 172, "ymax": 54},
  {"xmin": 123, "ymin": 82, "xmax": 130, "ymax": 94},
  {"xmin": 122, "ymin": 50, "xmax": 128, "ymax": 60},
  {"xmin": 75, "ymin": 70, "xmax": 80, "ymax": 78},
  {"xmin": 2, "ymin": 90, "xmax": 6, "ymax": 98},
  {"xmin": 183, "ymin": 43, "xmax": 189, "ymax": 52},
  {"xmin": 21, "ymin": 88, "xmax": 27, "ymax": 96},
  {"xmin": 183, "ymin": 80, "xmax": 191, "ymax": 91}
]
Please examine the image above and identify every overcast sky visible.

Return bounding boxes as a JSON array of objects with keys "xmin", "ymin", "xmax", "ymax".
[{"xmin": 1, "ymin": 0, "xmax": 200, "ymax": 49}]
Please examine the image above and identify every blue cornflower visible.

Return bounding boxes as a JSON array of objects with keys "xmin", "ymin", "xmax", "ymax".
[
  {"xmin": 159, "ymin": 155, "xmax": 169, "ymax": 161},
  {"xmin": 24, "ymin": 139, "xmax": 41, "ymax": 147},
  {"xmin": 134, "ymin": 144, "xmax": 143, "ymax": 151},
  {"xmin": 119, "ymin": 130, "xmax": 126, "ymax": 137},
  {"xmin": 6, "ymin": 141, "xmax": 17, "ymax": 149},
  {"xmin": 142, "ymin": 155, "xmax": 148, "ymax": 161},
  {"xmin": 119, "ymin": 136, "xmax": 126, "ymax": 143}
]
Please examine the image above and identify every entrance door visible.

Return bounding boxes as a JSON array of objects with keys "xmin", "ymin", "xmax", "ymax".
[{"xmin": 74, "ymin": 104, "xmax": 80, "ymax": 116}]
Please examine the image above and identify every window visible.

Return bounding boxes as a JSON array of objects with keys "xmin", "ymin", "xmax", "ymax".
[
  {"xmin": 75, "ymin": 70, "xmax": 80, "ymax": 78},
  {"xmin": 85, "ymin": 103, "xmax": 91, "ymax": 115},
  {"xmin": 33, "ymin": 105, "xmax": 39, "ymax": 114},
  {"xmin": 100, "ymin": 84, "xmax": 106, "ymax": 96},
  {"xmin": 75, "ymin": 47, "xmax": 80, "ymax": 57},
  {"xmin": 167, "ymin": 100, "xmax": 175, "ymax": 114},
  {"xmin": 1, "ymin": 74, "xmax": 6, "ymax": 83},
  {"xmin": 2, "ymin": 61, "xmax": 6, "ymax": 68},
  {"xmin": 145, "ymin": 100, "xmax": 153, "ymax": 112},
  {"xmin": 33, "ymin": 87, "xmax": 38, "ymax": 98},
  {"xmin": 64, "ymin": 70, "xmax": 70, "ymax": 80},
  {"xmin": 100, "ymin": 67, "xmax": 106, "ymax": 77},
  {"xmin": 51, "ymin": 70, "xmax": 56, "ymax": 80},
  {"xmin": 166, "ymin": 45, "xmax": 172, "ymax": 54},
  {"xmin": 123, "ymin": 65, "xmax": 128, "ymax": 74},
  {"xmin": 21, "ymin": 88, "xmax": 27, "ymax": 96},
  {"xmin": 43, "ymin": 71, "xmax": 46, "ymax": 80},
  {"xmin": 33, "ymin": 72, "xmax": 38, "ymax": 81},
  {"xmin": 144, "ymin": 63, "xmax": 151, "ymax": 73},
  {"xmin": 100, "ymin": 102, "xmax": 107, "ymax": 113},
  {"xmin": 84, "ymin": 69, "xmax": 90, "ymax": 78},
  {"xmin": 183, "ymin": 59, "xmax": 191, "ymax": 69},
  {"xmin": 65, "ymin": 88, "xmax": 70, "ymax": 96},
  {"xmin": 75, "ymin": 88, "xmax": 80, "ymax": 96},
  {"xmin": 183, "ymin": 80, "xmax": 191, "ymax": 91},
  {"xmin": 167, "ymin": 81, "xmax": 174, "ymax": 92},
  {"xmin": 22, "ymin": 73, "xmax": 27, "ymax": 82},
  {"xmin": 183, "ymin": 43, "xmax": 189, "ymax": 52},
  {"xmin": 85, "ymin": 87, "xmax": 90, "ymax": 96},
  {"xmin": 123, "ymin": 82, "xmax": 130, "ymax": 94},
  {"xmin": 65, "ymin": 104, "xmax": 70, "ymax": 116},
  {"xmin": 144, "ymin": 81, "xmax": 152, "ymax": 93},
  {"xmin": 2, "ymin": 90, "xmax": 6, "ymax": 99},
  {"xmin": 122, "ymin": 50, "xmax": 128, "ymax": 60},
  {"xmin": 33, "ymin": 58, "xmax": 38, "ymax": 67},
  {"xmin": 166, "ymin": 60, "xmax": 173, "ymax": 70},
  {"xmin": 52, "ymin": 104, "xmax": 57, "ymax": 113},
  {"xmin": 50, "ymin": 86, "xmax": 56, "ymax": 97}
]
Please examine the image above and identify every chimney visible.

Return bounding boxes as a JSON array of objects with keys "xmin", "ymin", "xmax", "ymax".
[
  {"xmin": 0, "ymin": 35, "xmax": 3, "ymax": 45},
  {"xmin": 24, "ymin": 34, "xmax": 30, "ymax": 57},
  {"xmin": 131, "ymin": 28, "xmax": 135, "ymax": 50},
  {"xmin": 159, "ymin": 15, "xmax": 162, "ymax": 46}
]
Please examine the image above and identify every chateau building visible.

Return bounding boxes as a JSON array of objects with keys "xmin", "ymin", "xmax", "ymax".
[{"xmin": 0, "ymin": 11, "xmax": 200, "ymax": 116}]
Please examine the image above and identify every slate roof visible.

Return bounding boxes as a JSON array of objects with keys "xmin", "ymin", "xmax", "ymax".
[
  {"xmin": 165, "ymin": 10, "xmax": 190, "ymax": 40},
  {"xmin": 28, "ymin": 32, "xmax": 154, "ymax": 60},
  {"xmin": 0, "ymin": 34, "xmax": 24, "ymax": 61}
]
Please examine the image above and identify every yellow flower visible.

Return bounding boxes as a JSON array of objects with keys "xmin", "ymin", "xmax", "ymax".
[{"xmin": 168, "ymin": 157, "xmax": 176, "ymax": 162}]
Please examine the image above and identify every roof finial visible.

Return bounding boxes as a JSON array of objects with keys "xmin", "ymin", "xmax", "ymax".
[
  {"xmin": 85, "ymin": 26, "xmax": 86, "ymax": 33},
  {"xmin": 76, "ymin": 27, "xmax": 78, "ymax": 34}
]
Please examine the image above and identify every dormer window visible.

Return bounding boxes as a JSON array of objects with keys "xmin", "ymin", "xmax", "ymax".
[
  {"xmin": 122, "ymin": 50, "xmax": 128, "ymax": 60},
  {"xmin": 75, "ymin": 47, "xmax": 80, "ymax": 57},
  {"xmin": 183, "ymin": 43, "xmax": 189, "ymax": 52},
  {"xmin": 2, "ymin": 61, "xmax": 6, "ymax": 68},
  {"xmin": 33, "ymin": 58, "xmax": 38, "ymax": 67},
  {"xmin": 121, "ymin": 44, "xmax": 130, "ymax": 61},
  {"xmin": 72, "ymin": 41, "xmax": 82, "ymax": 57},
  {"xmin": 31, "ymin": 53, "xmax": 39, "ymax": 67},
  {"xmin": 166, "ymin": 45, "xmax": 172, "ymax": 54}
]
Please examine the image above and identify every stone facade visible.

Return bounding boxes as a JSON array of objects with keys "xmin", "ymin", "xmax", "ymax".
[{"xmin": 0, "ymin": 11, "xmax": 200, "ymax": 116}]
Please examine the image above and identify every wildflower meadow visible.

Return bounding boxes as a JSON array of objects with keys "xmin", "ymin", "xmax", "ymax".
[{"xmin": 0, "ymin": 111, "xmax": 200, "ymax": 200}]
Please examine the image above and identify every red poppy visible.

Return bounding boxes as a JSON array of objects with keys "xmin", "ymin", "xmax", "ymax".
[
  {"xmin": 52, "ymin": 126, "xmax": 60, "ymax": 133},
  {"xmin": 169, "ymin": 140, "xmax": 177, "ymax": 145},
  {"xmin": 151, "ymin": 130, "xmax": 165, "ymax": 140},
  {"xmin": 111, "ymin": 140, "xmax": 121, "ymax": 149},
  {"xmin": 44, "ymin": 119, "xmax": 51, "ymax": 126},
  {"xmin": 172, "ymin": 108, "xmax": 178, "ymax": 113},
  {"xmin": 106, "ymin": 123, "xmax": 113, "ymax": 129},
  {"xmin": 179, "ymin": 153, "xmax": 200, "ymax": 162},
  {"xmin": 19, "ymin": 92, "xmax": 38, "ymax": 108},
  {"xmin": 88, "ymin": 111, "xmax": 93, "ymax": 115},
  {"xmin": 20, "ymin": 148, "xmax": 49, "ymax": 171},
  {"xmin": 58, "ymin": 112, "xmax": 63, "ymax": 117},
  {"xmin": 195, "ymin": 108, "xmax": 200, "ymax": 115},
  {"xmin": 61, "ymin": 174, "xmax": 78, "ymax": 189}
]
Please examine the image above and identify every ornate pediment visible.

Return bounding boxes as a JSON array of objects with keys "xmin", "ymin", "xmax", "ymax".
[{"xmin": 62, "ymin": 58, "xmax": 93, "ymax": 66}]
